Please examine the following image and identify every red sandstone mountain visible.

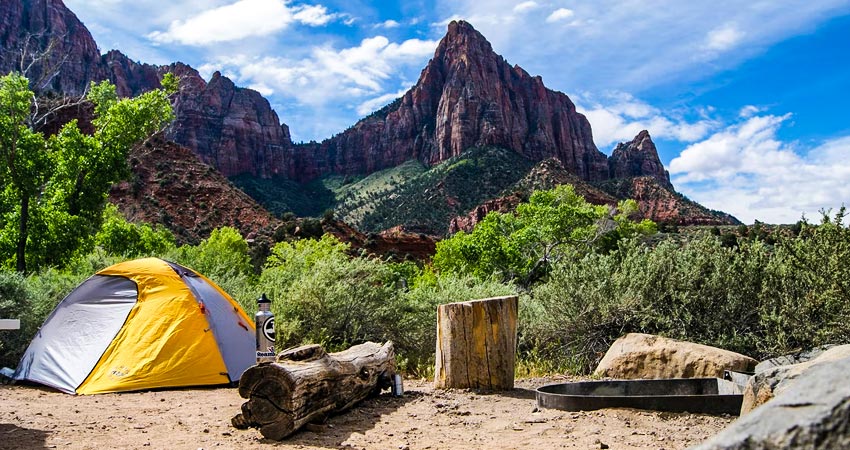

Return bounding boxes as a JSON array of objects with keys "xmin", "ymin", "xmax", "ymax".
[
  {"xmin": 304, "ymin": 20, "xmax": 609, "ymax": 182},
  {"xmin": 1, "ymin": 0, "xmax": 739, "ymax": 231}
]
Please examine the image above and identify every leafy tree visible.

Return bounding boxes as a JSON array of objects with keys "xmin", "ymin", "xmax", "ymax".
[
  {"xmin": 0, "ymin": 72, "xmax": 176, "ymax": 272},
  {"xmin": 94, "ymin": 204, "xmax": 175, "ymax": 257},
  {"xmin": 433, "ymin": 185, "xmax": 656, "ymax": 287}
]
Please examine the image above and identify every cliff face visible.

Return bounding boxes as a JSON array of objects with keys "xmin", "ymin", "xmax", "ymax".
[
  {"xmin": 307, "ymin": 20, "xmax": 610, "ymax": 182},
  {"xmin": 0, "ymin": 0, "xmax": 103, "ymax": 94},
  {"xmin": 609, "ymin": 130, "xmax": 672, "ymax": 188},
  {"xmin": 165, "ymin": 69, "xmax": 293, "ymax": 178},
  {"xmin": 0, "ymin": 0, "xmax": 293, "ymax": 178}
]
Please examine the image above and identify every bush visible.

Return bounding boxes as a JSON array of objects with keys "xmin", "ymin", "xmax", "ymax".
[
  {"xmin": 0, "ymin": 272, "xmax": 33, "ymax": 369},
  {"xmin": 171, "ymin": 227, "xmax": 256, "ymax": 310}
]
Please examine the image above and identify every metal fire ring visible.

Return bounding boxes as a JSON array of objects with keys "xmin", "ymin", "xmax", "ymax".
[{"xmin": 536, "ymin": 378, "xmax": 743, "ymax": 415}]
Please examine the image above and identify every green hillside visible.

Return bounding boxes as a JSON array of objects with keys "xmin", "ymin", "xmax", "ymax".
[{"xmin": 231, "ymin": 146, "xmax": 536, "ymax": 233}]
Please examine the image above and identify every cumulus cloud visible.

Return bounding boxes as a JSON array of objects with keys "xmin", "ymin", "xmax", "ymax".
[
  {"xmin": 574, "ymin": 92, "xmax": 716, "ymax": 150},
  {"xmin": 546, "ymin": 8, "xmax": 575, "ymax": 23},
  {"xmin": 669, "ymin": 115, "xmax": 850, "ymax": 224},
  {"xmin": 148, "ymin": 0, "xmax": 340, "ymax": 45},
  {"xmin": 204, "ymin": 36, "xmax": 437, "ymax": 107}
]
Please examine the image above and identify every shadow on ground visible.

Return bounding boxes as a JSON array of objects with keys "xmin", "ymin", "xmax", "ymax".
[
  {"xmin": 0, "ymin": 423, "xmax": 50, "ymax": 450},
  {"xmin": 253, "ymin": 390, "xmax": 420, "ymax": 448}
]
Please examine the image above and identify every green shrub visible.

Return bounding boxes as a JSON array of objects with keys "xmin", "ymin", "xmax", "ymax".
[{"xmin": 171, "ymin": 227, "xmax": 256, "ymax": 309}]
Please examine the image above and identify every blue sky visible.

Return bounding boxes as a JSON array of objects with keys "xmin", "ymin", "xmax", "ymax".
[{"xmin": 63, "ymin": 0, "xmax": 850, "ymax": 224}]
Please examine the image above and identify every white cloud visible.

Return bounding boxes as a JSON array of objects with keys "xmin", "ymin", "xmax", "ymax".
[
  {"xmin": 670, "ymin": 115, "xmax": 850, "ymax": 224},
  {"xmin": 205, "ymin": 36, "xmax": 437, "ymax": 108},
  {"xmin": 147, "ymin": 0, "xmax": 340, "ymax": 45},
  {"xmin": 513, "ymin": 1, "xmax": 539, "ymax": 13},
  {"xmin": 738, "ymin": 105, "xmax": 764, "ymax": 118},
  {"xmin": 357, "ymin": 88, "xmax": 409, "ymax": 115},
  {"xmin": 376, "ymin": 19, "xmax": 402, "ymax": 29},
  {"xmin": 705, "ymin": 24, "xmax": 744, "ymax": 51},
  {"xmin": 292, "ymin": 4, "xmax": 339, "ymax": 26},
  {"xmin": 575, "ymin": 92, "xmax": 716, "ymax": 150},
  {"xmin": 546, "ymin": 8, "xmax": 575, "ymax": 23}
]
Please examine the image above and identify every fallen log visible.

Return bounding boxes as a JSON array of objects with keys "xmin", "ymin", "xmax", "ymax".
[{"xmin": 232, "ymin": 341, "xmax": 396, "ymax": 440}]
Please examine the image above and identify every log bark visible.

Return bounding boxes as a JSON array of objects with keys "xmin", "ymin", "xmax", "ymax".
[
  {"xmin": 232, "ymin": 341, "xmax": 396, "ymax": 440},
  {"xmin": 434, "ymin": 295, "xmax": 518, "ymax": 390}
]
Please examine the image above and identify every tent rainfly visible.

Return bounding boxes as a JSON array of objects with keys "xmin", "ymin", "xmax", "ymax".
[{"xmin": 14, "ymin": 258, "xmax": 256, "ymax": 394}]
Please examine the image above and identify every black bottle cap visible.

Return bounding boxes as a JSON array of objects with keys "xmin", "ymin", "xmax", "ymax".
[{"xmin": 257, "ymin": 293, "xmax": 271, "ymax": 304}]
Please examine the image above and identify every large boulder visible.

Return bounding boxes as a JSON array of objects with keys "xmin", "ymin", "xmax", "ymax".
[
  {"xmin": 690, "ymin": 354, "xmax": 850, "ymax": 449},
  {"xmin": 594, "ymin": 333, "xmax": 758, "ymax": 379},
  {"xmin": 741, "ymin": 344, "xmax": 850, "ymax": 414}
]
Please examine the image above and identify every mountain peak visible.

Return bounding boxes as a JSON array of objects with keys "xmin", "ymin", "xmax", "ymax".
[
  {"xmin": 434, "ymin": 20, "xmax": 494, "ymax": 66},
  {"xmin": 609, "ymin": 130, "xmax": 672, "ymax": 188}
]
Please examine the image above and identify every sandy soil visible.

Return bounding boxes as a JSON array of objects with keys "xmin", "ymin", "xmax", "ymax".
[{"xmin": 0, "ymin": 377, "xmax": 733, "ymax": 450}]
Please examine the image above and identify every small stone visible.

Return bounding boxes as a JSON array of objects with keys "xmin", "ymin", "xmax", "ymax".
[
  {"xmin": 203, "ymin": 428, "xmax": 210, "ymax": 433},
  {"xmin": 600, "ymin": 443, "xmax": 609, "ymax": 449}
]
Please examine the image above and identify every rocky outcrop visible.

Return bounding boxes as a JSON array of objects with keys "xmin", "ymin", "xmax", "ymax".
[
  {"xmin": 108, "ymin": 136, "xmax": 279, "ymax": 244},
  {"xmin": 166, "ymin": 69, "xmax": 293, "ymax": 178},
  {"xmin": 448, "ymin": 194, "xmax": 524, "ymax": 234},
  {"xmin": 598, "ymin": 175, "xmax": 741, "ymax": 226},
  {"xmin": 322, "ymin": 220, "xmax": 437, "ymax": 261},
  {"xmin": 741, "ymin": 344, "xmax": 850, "ymax": 415},
  {"xmin": 754, "ymin": 345, "xmax": 836, "ymax": 373},
  {"xmin": 692, "ymin": 354, "xmax": 850, "ymax": 450},
  {"xmin": 609, "ymin": 130, "xmax": 671, "ymax": 188},
  {"xmin": 310, "ymin": 20, "xmax": 610, "ymax": 182},
  {"xmin": 594, "ymin": 333, "xmax": 758, "ymax": 379}
]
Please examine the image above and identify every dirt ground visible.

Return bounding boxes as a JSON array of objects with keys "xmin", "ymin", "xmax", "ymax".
[{"xmin": 0, "ymin": 377, "xmax": 734, "ymax": 450}]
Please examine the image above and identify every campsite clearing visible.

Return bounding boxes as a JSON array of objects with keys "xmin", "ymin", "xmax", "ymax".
[{"xmin": 0, "ymin": 377, "xmax": 732, "ymax": 450}]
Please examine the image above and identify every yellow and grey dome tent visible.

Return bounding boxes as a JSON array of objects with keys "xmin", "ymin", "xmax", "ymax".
[{"xmin": 14, "ymin": 258, "xmax": 256, "ymax": 394}]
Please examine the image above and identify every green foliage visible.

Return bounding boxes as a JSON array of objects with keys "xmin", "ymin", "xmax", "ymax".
[
  {"xmin": 522, "ymin": 209, "xmax": 850, "ymax": 374},
  {"xmin": 0, "ymin": 272, "xmax": 33, "ymax": 368},
  {"xmin": 94, "ymin": 204, "xmax": 175, "ymax": 257},
  {"xmin": 434, "ymin": 185, "xmax": 655, "ymax": 286},
  {"xmin": 0, "ymin": 71, "xmax": 175, "ymax": 272},
  {"xmin": 229, "ymin": 174, "xmax": 337, "ymax": 218},
  {"xmin": 172, "ymin": 227, "xmax": 255, "ymax": 307}
]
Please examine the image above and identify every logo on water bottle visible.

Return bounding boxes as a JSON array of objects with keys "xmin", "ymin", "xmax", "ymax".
[{"xmin": 262, "ymin": 317, "xmax": 275, "ymax": 343}]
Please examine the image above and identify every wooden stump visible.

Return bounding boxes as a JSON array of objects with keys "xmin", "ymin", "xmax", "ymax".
[
  {"xmin": 434, "ymin": 295, "xmax": 518, "ymax": 390},
  {"xmin": 232, "ymin": 341, "xmax": 395, "ymax": 440}
]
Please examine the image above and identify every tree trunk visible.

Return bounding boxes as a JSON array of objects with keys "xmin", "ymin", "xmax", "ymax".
[
  {"xmin": 16, "ymin": 194, "xmax": 28, "ymax": 273},
  {"xmin": 434, "ymin": 295, "xmax": 518, "ymax": 390},
  {"xmin": 232, "ymin": 341, "xmax": 396, "ymax": 440}
]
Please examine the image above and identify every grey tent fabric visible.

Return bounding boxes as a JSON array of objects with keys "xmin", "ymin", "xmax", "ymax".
[
  {"xmin": 180, "ymin": 274, "xmax": 255, "ymax": 381},
  {"xmin": 14, "ymin": 275, "xmax": 138, "ymax": 393}
]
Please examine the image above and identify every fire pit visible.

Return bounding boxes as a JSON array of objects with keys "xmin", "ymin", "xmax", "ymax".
[{"xmin": 536, "ymin": 378, "xmax": 743, "ymax": 415}]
